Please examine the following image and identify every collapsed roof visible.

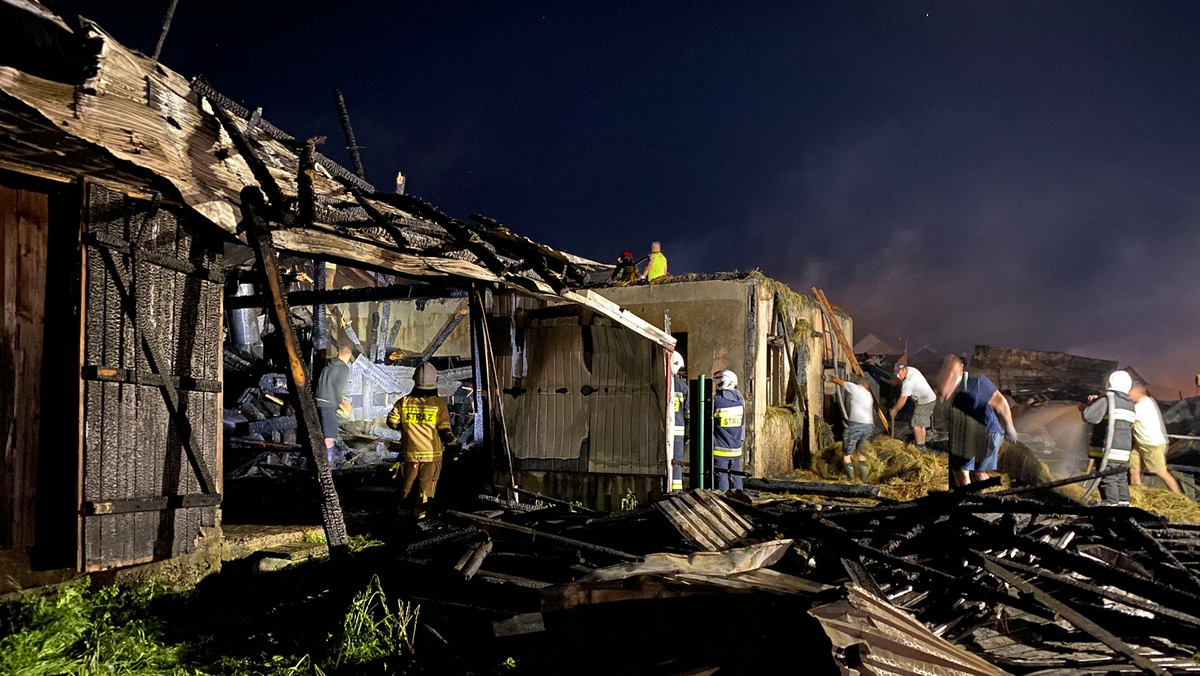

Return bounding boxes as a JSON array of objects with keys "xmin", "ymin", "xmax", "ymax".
[{"xmin": 0, "ymin": 0, "xmax": 673, "ymax": 348}]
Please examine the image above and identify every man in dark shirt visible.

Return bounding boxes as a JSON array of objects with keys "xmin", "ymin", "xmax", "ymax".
[
  {"xmin": 935, "ymin": 355, "xmax": 1018, "ymax": 487},
  {"xmin": 315, "ymin": 346, "xmax": 353, "ymax": 463}
]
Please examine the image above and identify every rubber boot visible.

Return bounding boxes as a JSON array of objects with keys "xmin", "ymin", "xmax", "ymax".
[
  {"xmin": 843, "ymin": 462, "xmax": 855, "ymax": 481},
  {"xmin": 857, "ymin": 461, "xmax": 870, "ymax": 483}
]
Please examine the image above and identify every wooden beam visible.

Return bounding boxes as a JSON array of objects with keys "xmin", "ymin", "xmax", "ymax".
[
  {"xmin": 241, "ymin": 186, "xmax": 349, "ymax": 555},
  {"xmin": 566, "ymin": 289, "xmax": 676, "ymax": 348},
  {"xmin": 812, "ymin": 287, "xmax": 889, "ymax": 433},
  {"xmin": 981, "ymin": 557, "xmax": 1168, "ymax": 676},
  {"xmin": 270, "ymin": 227, "xmax": 503, "ymax": 284},
  {"xmin": 420, "ymin": 306, "xmax": 468, "ymax": 361}
]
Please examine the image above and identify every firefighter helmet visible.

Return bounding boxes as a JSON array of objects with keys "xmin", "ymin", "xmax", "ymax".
[{"xmin": 713, "ymin": 370, "xmax": 738, "ymax": 391}]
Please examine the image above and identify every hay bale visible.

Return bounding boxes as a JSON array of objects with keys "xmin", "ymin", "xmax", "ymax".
[
  {"xmin": 759, "ymin": 405, "xmax": 804, "ymax": 477},
  {"xmin": 1130, "ymin": 485, "xmax": 1200, "ymax": 524}
]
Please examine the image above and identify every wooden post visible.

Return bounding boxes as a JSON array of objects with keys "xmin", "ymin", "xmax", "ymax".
[
  {"xmin": 332, "ymin": 90, "xmax": 367, "ymax": 180},
  {"xmin": 240, "ymin": 186, "xmax": 349, "ymax": 555},
  {"xmin": 812, "ymin": 287, "xmax": 889, "ymax": 433},
  {"xmin": 151, "ymin": 0, "xmax": 181, "ymax": 60}
]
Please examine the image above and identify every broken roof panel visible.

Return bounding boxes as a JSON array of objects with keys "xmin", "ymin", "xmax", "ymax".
[{"xmin": 0, "ymin": 1, "xmax": 675, "ymax": 349}]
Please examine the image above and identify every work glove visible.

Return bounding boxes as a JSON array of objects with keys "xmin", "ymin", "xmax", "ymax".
[
  {"xmin": 1005, "ymin": 423, "xmax": 1019, "ymax": 443},
  {"xmin": 389, "ymin": 461, "xmax": 402, "ymax": 479}
]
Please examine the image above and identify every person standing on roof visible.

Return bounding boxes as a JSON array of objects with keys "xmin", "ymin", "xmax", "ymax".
[
  {"xmin": 387, "ymin": 362, "xmax": 458, "ymax": 519},
  {"xmin": 670, "ymin": 352, "xmax": 690, "ymax": 492},
  {"xmin": 935, "ymin": 355, "xmax": 1019, "ymax": 488},
  {"xmin": 611, "ymin": 251, "xmax": 639, "ymax": 282},
  {"xmin": 314, "ymin": 345, "xmax": 354, "ymax": 464},
  {"xmin": 890, "ymin": 362, "xmax": 938, "ymax": 452},
  {"xmin": 1082, "ymin": 370, "xmax": 1137, "ymax": 505},
  {"xmin": 1129, "ymin": 381, "xmax": 1183, "ymax": 494},
  {"xmin": 831, "ymin": 374, "xmax": 875, "ymax": 482},
  {"xmin": 712, "ymin": 370, "xmax": 745, "ymax": 491},
  {"xmin": 642, "ymin": 241, "xmax": 669, "ymax": 282}
]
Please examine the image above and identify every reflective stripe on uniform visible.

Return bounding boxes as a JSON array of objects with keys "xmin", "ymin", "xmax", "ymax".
[
  {"xmin": 714, "ymin": 446, "xmax": 742, "ymax": 457},
  {"xmin": 670, "ymin": 480, "xmax": 683, "ymax": 490},
  {"xmin": 715, "ymin": 405, "xmax": 743, "ymax": 427},
  {"xmin": 1090, "ymin": 447, "xmax": 1132, "ymax": 462},
  {"xmin": 672, "ymin": 425, "xmax": 687, "ymax": 436},
  {"xmin": 1111, "ymin": 408, "xmax": 1137, "ymax": 423},
  {"xmin": 400, "ymin": 403, "xmax": 440, "ymax": 425}
]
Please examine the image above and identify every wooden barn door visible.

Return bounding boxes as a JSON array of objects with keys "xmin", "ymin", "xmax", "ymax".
[
  {"xmin": 78, "ymin": 184, "xmax": 224, "ymax": 571},
  {"xmin": 0, "ymin": 183, "xmax": 48, "ymax": 556}
]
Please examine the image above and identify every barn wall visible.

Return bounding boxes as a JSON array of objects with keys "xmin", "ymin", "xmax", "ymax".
[{"xmin": 0, "ymin": 183, "xmax": 48, "ymax": 553}]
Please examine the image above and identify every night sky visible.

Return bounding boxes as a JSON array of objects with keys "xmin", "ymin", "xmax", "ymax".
[{"xmin": 47, "ymin": 1, "xmax": 1200, "ymax": 396}]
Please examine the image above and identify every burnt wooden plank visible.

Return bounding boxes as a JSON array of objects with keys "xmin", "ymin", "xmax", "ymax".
[
  {"xmin": 239, "ymin": 185, "xmax": 348, "ymax": 554},
  {"xmin": 981, "ymin": 557, "xmax": 1168, "ymax": 676}
]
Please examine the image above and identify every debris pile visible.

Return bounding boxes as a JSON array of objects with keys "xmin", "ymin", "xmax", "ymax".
[{"xmin": 371, "ymin": 484, "xmax": 1200, "ymax": 674}]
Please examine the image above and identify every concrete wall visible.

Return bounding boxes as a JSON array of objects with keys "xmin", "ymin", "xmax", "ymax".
[
  {"xmin": 598, "ymin": 279, "xmax": 752, "ymax": 385},
  {"xmin": 600, "ymin": 278, "xmax": 852, "ymax": 477}
]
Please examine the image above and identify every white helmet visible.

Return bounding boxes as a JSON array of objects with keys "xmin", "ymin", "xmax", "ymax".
[
  {"xmin": 671, "ymin": 351, "xmax": 685, "ymax": 374},
  {"xmin": 713, "ymin": 370, "xmax": 738, "ymax": 390},
  {"xmin": 1107, "ymin": 370, "xmax": 1132, "ymax": 394}
]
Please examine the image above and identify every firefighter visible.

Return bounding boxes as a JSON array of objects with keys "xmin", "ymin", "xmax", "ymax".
[
  {"xmin": 712, "ymin": 370, "xmax": 745, "ymax": 491},
  {"xmin": 1082, "ymin": 370, "xmax": 1136, "ymax": 506},
  {"xmin": 670, "ymin": 351, "xmax": 689, "ymax": 491},
  {"xmin": 387, "ymin": 362, "xmax": 458, "ymax": 519}
]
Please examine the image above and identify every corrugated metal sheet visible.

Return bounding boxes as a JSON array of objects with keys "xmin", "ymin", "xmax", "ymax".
[
  {"xmin": 655, "ymin": 490, "xmax": 754, "ymax": 552},
  {"xmin": 810, "ymin": 584, "xmax": 1008, "ymax": 676},
  {"xmin": 504, "ymin": 314, "xmax": 665, "ymax": 474},
  {"xmin": 587, "ymin": 318, "xmax": 659, "ymax": 473}
]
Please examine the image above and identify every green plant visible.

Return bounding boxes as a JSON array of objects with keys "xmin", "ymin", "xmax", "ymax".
[
  {"xmin": 620, "ymin": 490, "xmax": 639, "ymax": 511},
  {"xmin": 328, "ymin": 576, "xmax": 418, "ymax": 670},
  {"xmin": 0, "ymin": 577, "xmax": 198, "ymax": 676},
  {"xmin": 348, "ymin": 535, "xmax": 384, "ymax": 553},
  {"xmin": 303, "ymin": 532, "xmax": 328, "ymax": 544}
]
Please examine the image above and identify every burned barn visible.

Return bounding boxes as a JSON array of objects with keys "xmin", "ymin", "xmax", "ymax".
[
  {"xmin": 595, "ymin": 274, "xmax": 855, "ymax": 476},
  {"xmin": 0, "ymin": 1, "xmax": 675, "ymax": 588}
]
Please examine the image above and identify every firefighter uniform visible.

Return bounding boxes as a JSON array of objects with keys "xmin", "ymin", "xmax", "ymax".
[
  {"xmin": 387, "ymin": 364, "xmax": 456, "ymax": 518},
  {"xmin": 713, "ymin": 388, "xmax": 745, "ymax": 491},
  {"xmin": 671, "ymin": 373, "xmax": 689, "ymax": 491},
  {"xmin": 1083, "ymin": 371, "xmax": 1137, "ymax": 505}
]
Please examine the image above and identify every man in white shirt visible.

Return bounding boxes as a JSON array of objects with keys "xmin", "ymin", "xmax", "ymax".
[
  {"xmin": 889, "ymin": 363, "xmax": 937, "ymax": 451},
  {"xmin": 1129, "ymin": 382, "xmax": 1182, "ymax": 494},
  {"xmin": 832, "ymin": 375, "xmax": 875, "ymax": 482}
]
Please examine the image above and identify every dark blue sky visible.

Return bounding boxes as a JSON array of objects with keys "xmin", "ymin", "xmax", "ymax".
[{"xmin": 49, "ymin": 1, "xmax": 1200, "ymax": 394}]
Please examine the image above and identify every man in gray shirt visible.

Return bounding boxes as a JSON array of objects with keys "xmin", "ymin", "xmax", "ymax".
[{"xmin": 315, "ymin": 346, "xmax": 353, "ymax": 462}]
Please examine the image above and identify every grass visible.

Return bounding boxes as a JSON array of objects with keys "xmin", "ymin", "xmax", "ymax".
[
  {"xmin": 0, "ymin": 572, "xmax": 419, "ymax": 676},
  {"xmin": 327, "ymin": 576, "xmax": 418, "ymax": 672},
  {"xmin": 0, "ymin": 578, "xmax": 196, "ymax": 676}
]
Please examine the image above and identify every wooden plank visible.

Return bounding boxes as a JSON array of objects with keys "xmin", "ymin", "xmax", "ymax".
[
  {"xmin": 240, "ymin": 186, "xmax": 349, "ymax": 554},
  {"xmin": 83, "ymin": 493, "xmax": 221, "ymax": 516},
  {"xmin": 657, "ymin": 499, "xmax": 722, "ymax": 551},
  {"xmin": 812, "ymin": 287, "xmax": 888, "ymax": 433},
  {"xmin": 270, "ymin": 227, "xmax": 503, "ymax": 283},
  {"xmin": 0, "ymin": 185, "xmax": 16, "ymax": 549},
  {"xmin": 981, "ymin": 557, "xmax": 1168, "ymax": 676}
]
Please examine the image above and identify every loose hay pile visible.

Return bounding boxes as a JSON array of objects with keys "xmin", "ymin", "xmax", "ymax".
[
  {"xmin": 807, "ymin": 437, "xmax": 951, "ymax": 501},
  {"xmin": 1131, "ymin": 484, "xmax": 1200, "ymax": 523},
  {"xmin": 804, "ymin": 437, "xmax": 1085, "ymax": 502}
]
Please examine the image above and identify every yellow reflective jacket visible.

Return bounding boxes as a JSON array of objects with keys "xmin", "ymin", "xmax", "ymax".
[{"xmin": 386, "ymin": 391, "xmax": 453, "ymax": 462}]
